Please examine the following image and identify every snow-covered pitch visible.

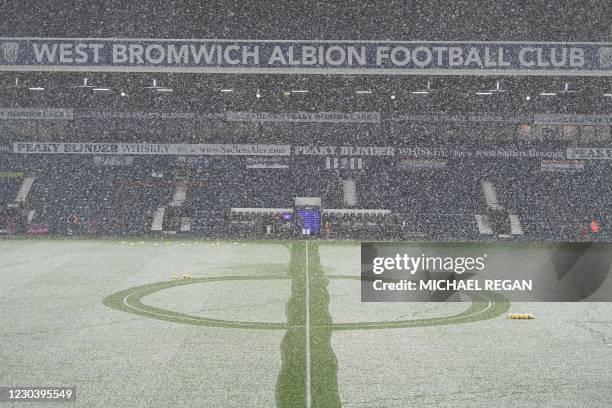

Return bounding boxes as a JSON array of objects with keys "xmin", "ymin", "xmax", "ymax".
[{"xmin": 1, "ymin": 238, "xmax": 611, "ymax": 407}]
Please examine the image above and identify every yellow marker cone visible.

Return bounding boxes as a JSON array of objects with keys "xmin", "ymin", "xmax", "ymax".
[{"xmin": 509, "ymin": 313, "xmax": 534, "ymax": 320}]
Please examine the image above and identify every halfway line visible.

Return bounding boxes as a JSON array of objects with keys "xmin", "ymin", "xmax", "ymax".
[{"xmin": 304, "ymin": 241, "xmax": 312, "ymax": 408}]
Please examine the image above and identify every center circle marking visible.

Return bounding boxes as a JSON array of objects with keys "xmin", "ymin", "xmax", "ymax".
[{"xmin": 103, "ymin": 275, "xmax": 509, "ymax": 330}]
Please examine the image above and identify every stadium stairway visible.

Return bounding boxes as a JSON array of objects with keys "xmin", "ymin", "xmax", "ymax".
[
  {"xmin": 475, "ymin": 214, "xmax": 494, "ymax": 235},
  {"xmin": 171, "ymin": 180, "xmax": 188, "ymax": 207},
  {"xmin": 179, "ymin": 217, "xmax": 192, "ymax": 232},
  {"xmin": 481, "ymin": 180, "xmax": 503, "ymax": 210},
  {"xmin": 509, "ymin": 213, "xmax": 524, "ymax": 235},
  {"xmin": 343, "ymin": 178, "xmax": 358, "ymax": 207},
  {"xmin": 151, "ymin": 207, "xmax": 165, "ymax": 231},
  {"xmin": 15, "ymin": 176, "xmax": 35, "ymax": 203}
]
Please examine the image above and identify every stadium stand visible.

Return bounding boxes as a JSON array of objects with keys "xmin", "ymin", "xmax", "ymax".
[
  {"xmin": 1, "ymin": 145, "xmax": 609, "ymax": 241},
  {"xmin": 0, "ymin": 74, "xmax": 610, "ymax": 242}
]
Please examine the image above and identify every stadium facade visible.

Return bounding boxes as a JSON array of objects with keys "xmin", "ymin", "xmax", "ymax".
[{"xmin": 0, "ymin": 2, "xmax": 610, "ymax": 241}]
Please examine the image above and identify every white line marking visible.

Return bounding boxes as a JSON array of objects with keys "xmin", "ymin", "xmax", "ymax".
[
  {"xmin": 120, "ymin": 284, "xmax": 287, "ymax": 328},
  {"xmin": 119, "ymin": 280, "xmax": 495, "ymax": 332},
  {"xmin": 304, "ymin": 241, "xmax": 312, "ymax": 408},
  {"xmin": 120, "ymin": 280, "xmax": 495, "ymax": 330},
  {"xmin": 329, "ymin": 292, "xmax": 494, "ymax": 329}
]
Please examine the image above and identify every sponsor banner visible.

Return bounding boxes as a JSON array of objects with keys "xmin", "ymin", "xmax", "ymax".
[
  {"xmin": 0, "ymin": 107, "xmax": 73, "ymax": 120},
  {"xmin": 297, "ymin": 146, "xmax": 563, "ymax": 158},
  {"xmin": 8, "ymin": 142, "xmax": 575, "ymax": 159},
  {"xmin": 534, "ymin": 114, "xmax": 612, "ymax": 126},
  {"xmin": 74, "ymin": 110, "xmax": 379, "ymax": 122},
  {"xmin": 26, "ymin": 224, "xmax": 49, "ymax": 235},
  {"xmin": 13, "ymin": 142, "xmax": 291, "ymax": 156},
  {"xmin": 227, "ymin": 111, "xmax": 381, "ymax": 123},
  {"xmin": 2, "ymin": 38, "xmax": 612, "ymax": 76},
  {"xmin": 4, "ymin": 109, "xmax": 381, "ymax": 123},
  {"xmin": 294, "ymin": 146, "xmax": 395, "ymax": 156},
  {"xmin": 0, "ymin": 145, "xmax": 10, "ymax": 153},
  {"xmin": 566, "ymin": 147, "xmax": 612, "ymax": 160},
  {"xmin": 0, "ymin": 172, "xmax": 23, "ymax": 177},
  {"xmin": 399, "ymin": 158, "xmax": 447, "ymax": 170},
  {"xmin": 391, "ymin": 113, "xmax": 530, "ymax": 124},
  {"xmin": 80, "ymin": 110, "xmax": 224, "ymax": 120},
  {"xmin": 397, "ymin": 146, "xmax": 565, "ymax": 159},
  {"xmin": 8, "ymin": 109, "xmax": 610, "ymax": 126},
  {"xmin": 541, "ymin": 160, "xmax": 585, "ymax": 172},
  {"xmin": 93, "ymin": 156, "xmax": 134, "ymax": 166}
]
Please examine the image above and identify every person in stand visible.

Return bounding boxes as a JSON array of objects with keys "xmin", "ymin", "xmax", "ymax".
[
  {"xmin": 67, "ymin": 213, "xmax": 80, "ymax": 236},
  {"xmin": 323, "ymin": 220, "xmax": 332, "ymax": 239},
  {"xmin": 590, "ymin": 219, "xmax": 601, "ymax": 234},
  {"xmin": 87, "ymin": 219, "xmax": 97, "ymax": 235}
]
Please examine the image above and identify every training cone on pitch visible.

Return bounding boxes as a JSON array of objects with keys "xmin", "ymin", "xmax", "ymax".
[{"xmin": 508, "ymin": 313, "xmax": 534, "ymax": 320}]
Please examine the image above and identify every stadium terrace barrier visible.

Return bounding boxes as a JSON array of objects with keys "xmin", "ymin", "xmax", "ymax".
[
  {"xmin": 230, "ymin": 208, "xmax": 293, "ymax": 214},
  {"xmin": 323, "ymin": 209, "xmax": 392, "ymax": 215}
]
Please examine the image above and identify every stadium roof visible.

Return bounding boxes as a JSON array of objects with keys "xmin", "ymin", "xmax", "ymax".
[
  {"xmin": 1, "ymin": 1, "xmax": 612, "ymax": 113},
  {"xmin": 2, "ymin": 0, "xmax": 612, "ymax": 41}
]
